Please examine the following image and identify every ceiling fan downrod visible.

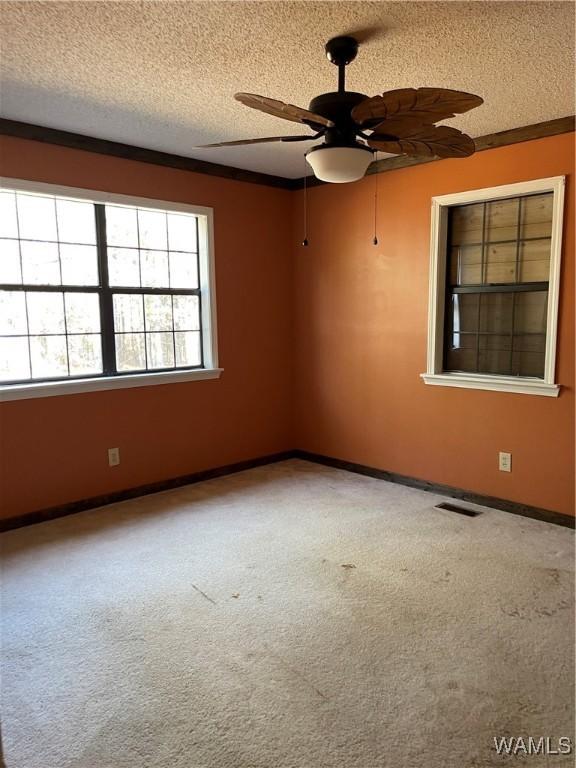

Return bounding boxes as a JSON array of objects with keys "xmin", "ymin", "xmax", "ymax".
[{"xmin": 324, "ymin": 35, "xmax": 359, "ymax": 93}]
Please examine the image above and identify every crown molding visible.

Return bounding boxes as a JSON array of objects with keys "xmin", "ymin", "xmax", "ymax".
[
  {"xmin": 0, "ymin": 118, "xmax": 295, "ymax": 190},
  {"xmin": 1, "ymin": 115, "xmax": 574, "ymax": 192}
]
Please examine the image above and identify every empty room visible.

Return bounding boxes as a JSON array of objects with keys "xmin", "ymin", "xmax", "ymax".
[{"xmin": 0, "ymin": 2, "xmax": 574, "ymax": 767}]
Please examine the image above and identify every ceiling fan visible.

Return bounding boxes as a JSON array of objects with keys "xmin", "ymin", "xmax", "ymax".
[{"xmin": 198, "ymin": 35, "xmax": 484, "ymax": 183}]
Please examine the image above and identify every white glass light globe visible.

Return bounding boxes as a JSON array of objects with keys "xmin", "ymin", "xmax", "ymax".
[{"xmin": 306, "ymin": 145, "xmax": 373, "ymax": 183}]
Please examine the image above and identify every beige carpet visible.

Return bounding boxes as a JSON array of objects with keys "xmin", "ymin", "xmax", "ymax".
[{"xmin": 1, "ymin": 460, "xmax": 574, "ymax": 768}]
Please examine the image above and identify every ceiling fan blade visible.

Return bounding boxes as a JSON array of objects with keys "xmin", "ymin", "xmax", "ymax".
[
  {"xmin": 362, "ymin": 117, "xmax": 431, "ymax": 138},
  {"xmin": 198, "ymin": 135, "xmax": 318, "ymax": 148},
  {"xmin": 352, "ymin": 88, "xmax": 483, "ymax": 127},
  {"xmin": 368, "ymin": 125, "xmax": 476, "ymax": 158},
  {"xmin": 235, "ymin": 93, "xmax": 333, "ymax": 128}
]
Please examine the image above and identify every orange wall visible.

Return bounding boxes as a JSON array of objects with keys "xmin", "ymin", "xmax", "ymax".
[
  {"xmin": 292, "ymin": 132, "xmax": 575, "ymax": 517},
  {"xmin": 0, "ymin": 136, "xmax": 294, "ymax": 517},
  {"xmin": 1, "ymin": 133, "xmax": 574, "ymax": 519}
]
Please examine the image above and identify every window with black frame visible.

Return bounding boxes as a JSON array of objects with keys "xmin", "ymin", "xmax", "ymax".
[
  {"xmin": 444, "ymin": 192, "xmax": 552, "ymax": 379},
  {"xmin": 0, "ymin": 189, "xmax": 203, "ymax": 384}
]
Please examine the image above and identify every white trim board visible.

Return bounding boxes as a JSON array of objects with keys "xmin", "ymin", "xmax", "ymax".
[
  {"xmin": 422, "ymin": 176, "xmax": 565, "ymax": 397},
  {"xmin": 0, "ymin": 177, "xmax": 220, "ymax": 399},
  {"xmin": 0, "ymin": 368, "xmax": 223, "ymax": 402}
]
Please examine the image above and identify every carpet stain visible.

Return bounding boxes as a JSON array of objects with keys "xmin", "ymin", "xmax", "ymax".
[
  {"xmin": 263, "ymin": 643, "xmax": 329, "ymax": 701},
  {"xmin": 190, "ymin": 583, "xmax": 217, "ymax": 605}
]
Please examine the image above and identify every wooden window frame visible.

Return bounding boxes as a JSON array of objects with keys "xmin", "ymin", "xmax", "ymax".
[
  {"xmin": 421, "ymin": 176, "xmax": 565, "ymax": 397},
  {"xmin": 0, "ymin": 178, "xmax": 221, "ymax": 401}
]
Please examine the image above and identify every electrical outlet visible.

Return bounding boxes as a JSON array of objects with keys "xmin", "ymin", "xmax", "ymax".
[
  {"xmin": 108, "ymin": 447, "xmax": 120, "ymax": 467},
  {"xmin": 499, "ymin": 451, "xmax": 512, "ymax": 473}
]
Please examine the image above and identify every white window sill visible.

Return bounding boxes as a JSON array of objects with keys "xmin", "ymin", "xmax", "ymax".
[
  {"xmin": 0, "ymin": 368, "xmax": 224, "ymax": 402},
  {"xmin": 421, "ymin": 372, "xmax": 560, "ymax": 397}
]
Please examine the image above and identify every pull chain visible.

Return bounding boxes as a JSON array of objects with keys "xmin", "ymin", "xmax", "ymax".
[
  {"xmin": 302, "ymin": 155, "xmax": 309, "ymax": 246},
  {"xmin": 373, "ymin": 151, "xmax": 379, "ymax": 246}
]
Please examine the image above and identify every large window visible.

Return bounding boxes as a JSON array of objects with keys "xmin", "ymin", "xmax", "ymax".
[
  {"xmin": 0, "ymin": 180, "xmax": 219, "ymax": 399},
  {"xmin": 422, "ymin": 177, "xmax": 564, "ymax": 397}
]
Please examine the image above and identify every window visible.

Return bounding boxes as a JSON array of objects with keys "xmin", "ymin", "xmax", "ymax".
[
  {"xmin": 0, "ymin": 180, "xmax": 219, "ymax": 400},
  {"xmin": 422, "ymin": 177, "xmax": 564, "ymax": 396}
]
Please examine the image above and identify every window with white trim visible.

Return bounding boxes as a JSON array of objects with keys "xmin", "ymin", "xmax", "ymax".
[
  {"xmin": 0, "ymin": 180, "xmax": 219, "ymax": 399},
  {"xmin": 422, "ymin": 177, "xmax": 564, "ymax": 397}
]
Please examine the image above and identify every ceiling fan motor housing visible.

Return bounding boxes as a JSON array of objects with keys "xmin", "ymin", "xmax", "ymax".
[{"xmin": 308, "ymin": 91, "xmax": 368, "ymax": 146}]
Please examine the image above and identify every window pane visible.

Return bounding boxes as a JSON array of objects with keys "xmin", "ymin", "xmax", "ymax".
[
  {"xmin": 27, "ymin": 292, "xmax": 65, "ymax": 334},
  {"xmin": 113, "ymin": 294, "xmax": 144, "ymax": 332},
  {"xmin": 138, "ymin": 210, "xmax": 167, "ymax": 250},
  {"xmin": 108, "ymin": 247, "xmax": 140, "ymax": 287},
  {"xmin": 511, "ymin": 333, "xmax": 546, "ymax": 377},
  {"xmin": 146, "ymin": 332, "xmax": 174, "ymax": 369},
  {"xmin": 30, "ymin": 335, "xmax": 68, "ymax": 378},
  {"xmin": 450, "ymin": 332, "xmax": 476, "ymax": 351},
  {"xmin": 479, "ymin": 292, "xmax": 513, "ymax": 334},
  {"xmin": 56, "ymin": 200, "xmax": 96, "ymax": 244},
  {"xmin": 0, "ymin": 337, "xmax": 30, "ymax": 381},
  {"xmin": 513, "ymin": 333, "xmax": 546, "ymax": 354},
  {"xmin": 169, "ymin": 251, "xmax": 198, "ymax": 289},
  {"xmin": 21, "ymin": 241, "xmax": 60, "ymax": 285},
  {"xmin": 167, "ymin": 213, "xmax": 197, "ymax": 252},
  {"xmin": 60, "ymin": 244, "xmax": 98, "ymax": 286},
  {"xmin": 449, "ymin": 293, "xmax": 479, "ymax": 333},
  {"xmin": 479, "ymin": 333, "xmax": 511, "ymax": 352},
  {"xmin": 105, "ymin": 206, "xmax": 138, "ymax": 247},
  {"xmin": 0, "ymin": 291, "xmax": 27, "ymax": 335},
  {"xmin": 16, "ymin": 194, "xmax": 58, "ymax": 241},
  {"xmin": 175, "ymin": 331, "xmax": 201, "ymax": 367},
  {"xmin": 0, "ymin": 239, "xmax": 22, "ymax": 284},
  {"xmin": 478, "ymin": 348, "xmax": 511, "ymax": 375},
  {"xmin": 484, "ymin": 242, "xmax": 517, "ymax": 284},
  {"xmin": 511, "ymin": 350, "xmax": 545, "ymax": 378},
  {"xmin": 65, "ymin": 293, "xmax": 100, "ymax": 333},
  {"xmin": 173, "ymin": 294, "xmax": 200, "ymax": 331},
  {"xmin": 449, "ymin": 245, "xmax": 482, "ymax": 286},
  {"xmin": 115, "ymin": 333, "xmax": 146, "ymax": 371},
  {"xmin": 521, "ymin": 194, "xmax": 552, "ymax": 239},
  {"xmin": 514, "ymin": 291, "xmax": 548, "ymax": 334},
  {"xmin": 144, "ymin": 294, "xmax": 172, "ymax": 331},
  {"xmin": 68, "ymin": 334, "xmax": 102, "ymax": 376},
  {"xmin": 141, "ymin": 249, "xmax": 169, "ymax": 288},
  {"xmin": 445, "ymin": 347, "xmax": 477, "ymax": 372},
  {"xmin": 0, "ymin": 193, "xmax": 18, "ymax": 238},
  {"xmin": 450, "ymin": 203, "xmax": 483, "ymax": 246},
  {"xmin": 485, "ymin": 198, "xmax": 519, "ymax": 243},
  {"xmin": 519, "ymin": 239, "xmax": 550, "ymax": 283}
]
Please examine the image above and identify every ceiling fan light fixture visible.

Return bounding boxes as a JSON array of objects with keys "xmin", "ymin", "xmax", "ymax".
[{"xmin": 306, "ymin": 144, "xmax": 373, "ymax": 183}]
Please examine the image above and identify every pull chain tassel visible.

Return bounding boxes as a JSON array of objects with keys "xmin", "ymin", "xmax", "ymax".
[
  {"xmin": 302, "ymin": 156, "xmax": 309, "ymax": 246},
  {"xmin": 373, "ymin": 152, "xmax": 379, "ymax": 246}
]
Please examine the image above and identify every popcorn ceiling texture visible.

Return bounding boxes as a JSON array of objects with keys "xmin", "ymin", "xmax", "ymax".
[
  {"xmin": 1, "ymin": 460, "xmax": 574, "ymax": 768},
  {"xmin": 0, "ymin": 1, "xmax": 574, "ymax": 178}
]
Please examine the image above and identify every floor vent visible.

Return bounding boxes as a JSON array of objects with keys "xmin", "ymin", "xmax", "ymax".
[{"xmin": 435, "ymin": 502, "xmax": 481, "ymax": 517}]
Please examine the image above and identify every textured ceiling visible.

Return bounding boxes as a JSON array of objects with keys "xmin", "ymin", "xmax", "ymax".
[{"xmin": 1, "ymin": 1, "xmax": 574, "ymax": 179}]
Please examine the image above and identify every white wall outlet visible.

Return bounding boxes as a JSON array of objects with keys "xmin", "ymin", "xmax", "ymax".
[
  {"xmin": 499, "ymin": 451, "xmax": 512, "ymax": 472},
  {"xmin": 108, "ymin": 447, "xmax": 120, "ymax": 467}
]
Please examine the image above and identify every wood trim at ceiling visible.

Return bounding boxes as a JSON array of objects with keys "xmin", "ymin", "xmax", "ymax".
[
  {"xmin": 0, "ymin": 118, "xmax": 294, "ymax": 190},
  {"xmin": 1, "ymin": 115, "xmax": 574, "ymax": 192}
]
